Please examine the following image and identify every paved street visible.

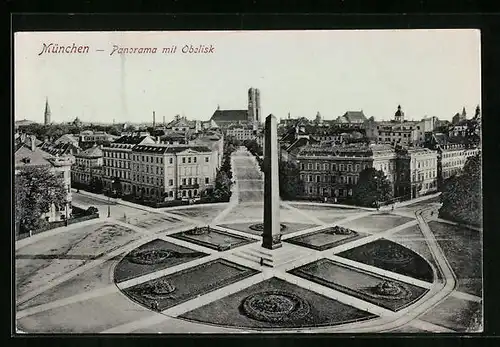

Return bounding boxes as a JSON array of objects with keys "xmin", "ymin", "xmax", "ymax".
[{"xmin": 15, "ymin": 146, "xmax": 482, "ymax": 333}]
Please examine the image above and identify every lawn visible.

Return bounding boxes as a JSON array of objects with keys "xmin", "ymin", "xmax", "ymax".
[
  {"xmin": 169, "ymin": 228, "xmax": 257, "ymax": 251},
  {"xmin": 336, "ymin": 239, "xmax": 434, "ymax": 283},
  {"xmin": 387, "ymin": 225, "xmax": 443, "ymax": 282},
  {"xmin": 113, "ymin": 238, "xmax": 209, "ymax": 283},
  {"xmin": 285, "ymin": 228, "xmax": 366, "ymax": 251},
  {"xmin": 238, "ymin": 191, "xmax": 264, "ymax": 203},
  {"xmin": 123, "ymin": 259, "xmax": 259, "ymax": 312},
  {"xmin": 419, "ymin": 296, "xmax": 482, "ymax": 332},
  {"xmin": 339, "ymin": 213, "xmax": 414, "ymax": 234},
  {"xmin": 289, "ymin": 258, "xmax": 428, "ymax": 312},
  {"xmin": 428, "ymin": 221, "xmax": 482, "ymax": 296},
  {"xmin": 180, "ymin": 277, "xmax": 377, "ymax": 329}
]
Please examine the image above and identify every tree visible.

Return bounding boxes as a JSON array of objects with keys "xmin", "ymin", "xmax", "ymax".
[
  {"xmin": 206, "ymin": 170, "xmax": 232, "ymax": 201},
  {"xmin": 439, "ymin": 154, "xmax": 481, "ymax": 226},
  {"xmin": 352, "ymin": 168, "xmax": 393, "ymax": 207},
  {"xmin": 15, "ymin": 166, "xmax": 67, "ymax": 234},
  {"xmin": 279, "ymin": 160, "xmax": 303, "ymax": 199}
]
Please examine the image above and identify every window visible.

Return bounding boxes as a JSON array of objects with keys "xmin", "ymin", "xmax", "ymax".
[
  {"xmin": 316, "ymin": 175, "xmax": 320, "ymax": 183},
  {"xmin": 182, "ymin": 157, "xmax": 186, "ymax": 163},
  {"xmin": 169, "ymin": 191, "xmax": 173, "ymax": 197},
  {"xmin": 205, "ymin": 177, "xmax": 209, "ymax": 184},
  {"xmin": 194, "ymin": 178, "xmax": 198, "ymax": 184},
  {"xmin": 188, "ymin": 157, "xmax": 192, "ymax": 163},
  {"xmin": 355, "ymin": 164, "xmax": 360, "ymax": 172},
  {"xmin": 308, "ymin": 163, "xmax": 312, "ymax": 170},
  {"xmin": 169, "ymin": 158, "xmax": 173, "ymax": 164},
  {"xmin": 332, "ymin": 163, "xmax": 337, "ymax": 171},
  {"xmin": 182, "ymin": 178, "xmax": 186, "ymax": 185},
  {"xmin": 301, "ymin": 163, "xmax": 305, "ymax": 170},
  {"xmin": 169, "ymin": 179, "xmax": 173, "ymax": 186},
  {"xmin": 205, "ymin": 157, "xmax": 209, "ymax": 162},
  {"xmin": 323, "ymin": 163, "xmax": 328, "ymax": 170},
  {"xmin": 194, "ymin": 157, "xmax": 197, "ymax": 163},
  {"xmin": 182, "ymin": 190, "xmax": 186, "ymax": 197},
  {"xmin": 308, "ymin": 175, "xmax": 312, "ymax": 182},
  {"xmin": 188, "ymin": 178, "xmax": 192, "ymax": 185}
]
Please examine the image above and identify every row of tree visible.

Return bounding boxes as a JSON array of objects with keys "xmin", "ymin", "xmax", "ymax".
[
  {"xmin": 439, "ymin": 154, "xmax": 481, "ymax": 227},
  {"xmin": 18, "ymin": 123, "xmax": 124, "ymax": 141},
  {"xmin": 204, "ymin": 139, "xmax": 239, "ymax": 202}
]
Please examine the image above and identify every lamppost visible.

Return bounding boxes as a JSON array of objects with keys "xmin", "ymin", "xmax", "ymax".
[
  {"xmin": 108, "ymin": 179, "xmax": 115, "ymax": 218},
  {"xmin": 374, "ymin": 174, "xmax": 379, "ymax": 209}
]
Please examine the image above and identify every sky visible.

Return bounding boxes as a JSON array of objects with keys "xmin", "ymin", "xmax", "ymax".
[{"xmin": 14, "ymin": 30, "xmax": 481, "ymax": 124}]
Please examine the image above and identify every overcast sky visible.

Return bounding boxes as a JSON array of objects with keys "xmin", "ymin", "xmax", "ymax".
[{"xmin": 14, "ymin": 30, "xmax": 481, "ymax": 124}]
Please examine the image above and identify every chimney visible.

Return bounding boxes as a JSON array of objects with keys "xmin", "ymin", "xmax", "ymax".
[
  {"xmin": 30, "ymin": 135, "xmax": 36, "ymax": 151},
  {"xmin": 153, "ymin": 111, "xmax": 156, "ymax": 129},
  {"xmin": 163, "ymin": 115, "xmax": 165, "ymax": 126}
]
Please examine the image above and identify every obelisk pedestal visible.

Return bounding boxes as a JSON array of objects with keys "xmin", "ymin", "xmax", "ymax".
[{"xmin": 262, "ymin": 114, "xmax": 282, "ymax": 250}]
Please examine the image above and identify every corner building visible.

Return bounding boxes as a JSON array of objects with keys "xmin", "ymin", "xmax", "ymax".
[
  {"xmin": 296, "ymin": 143, "xmax": 397, "ymax": 199},
  {"xmin": 130, "ymin": 144, "xmax": 218, "ymax": 200}
]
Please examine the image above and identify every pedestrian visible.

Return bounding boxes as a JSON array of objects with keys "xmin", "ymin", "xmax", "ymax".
[{"xmin": 260, "ymin": 257, "xmax": 264, "ymax": 266}]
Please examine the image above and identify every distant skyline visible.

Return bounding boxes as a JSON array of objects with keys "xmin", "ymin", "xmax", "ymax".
[{"xmin": 15, "ymin": 30, "xmax": 481, "ymax": 124}]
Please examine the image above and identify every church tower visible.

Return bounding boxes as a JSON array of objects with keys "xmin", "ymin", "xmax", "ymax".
[
  {"xmin": 394, "ymin": 105, "xmax": 405, "ymax": 122},
  {"xmin": 248, "ymin": 87, "xmax": 261, "ymax": 128},
  {"xmin": 44, "ymin": 97, "xmax": 51, "ymax": 125}
]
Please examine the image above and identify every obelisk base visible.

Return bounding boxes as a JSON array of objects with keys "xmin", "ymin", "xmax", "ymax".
[{"xmin": 262, "ymin": 234, "xmax": 282, "ymax": 250}]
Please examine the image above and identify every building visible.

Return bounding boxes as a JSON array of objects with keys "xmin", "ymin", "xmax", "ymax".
[
  {"xmin": 370, "ymin": 106, "xmax": 424, "ymax": 146},
  {"xmin": 336, "ymin": 110, "xmax": 368, "ymax": 125},
  {"xmin": 79, "ymin": 130, "xmax": 116, "ymax": 144},
  {"xmin": 395, "ymin": 147, "xmax": 438, "ymax": 199},
  {"xmin": 165, "ymin": 115, "xmax": 201, "ymax": 134},
  {"xmin": 71, "ymin": 145, "xmax": 103, "ymax": 187},
  {"xmin": 44, "ymin": 97, "xmax": 51, "ymax": 125},
  {"xmin": 452, "ymin": 107, "xmax": 467, "ymax": 125},
  {"xmin": 226, "ymin": 124, "xmax": 257, "ymax": 142},
  {"xmin": 210, "ymin": 87, "xmax": 262, "ymax": 131},
  {"xmin": 129, "ymin": 144, "xmax": 218, "ymax": 201},
  {"xmin": 296, "ymin": 143, "xmax": 397, "ymax": 200},
  {"xmin": 190, "ymin": 131, "xmax": 224, "ymax": 169},
  {"xmin": 101, "ymin": 134, "xmax": 155, "ymax": 195},
  {"xmin": 39, "ymin": 139, "xmax": 80, "ymax": 158},
  {"xmin": 15, "ymin": 135, "xmax": 72, "ymax": 223},
  {"xmin": 426, "ymin": 133, "xmax": 480, "ymax": 187}
]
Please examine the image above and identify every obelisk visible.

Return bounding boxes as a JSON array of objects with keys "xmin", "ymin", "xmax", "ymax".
[{"xmin": 262, "ymin": 114, "xmax": 282, "ymax": 249}]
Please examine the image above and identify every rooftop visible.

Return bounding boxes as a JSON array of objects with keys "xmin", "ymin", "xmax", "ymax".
[{"xmin": 210, "ymin": 109, "xmax": 249, "ymax": 122}]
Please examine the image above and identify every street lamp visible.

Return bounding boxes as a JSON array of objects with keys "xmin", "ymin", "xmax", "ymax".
[
  {"xmin": 374, "ymin": 175, "xmax": 379, "ymax": 210},
  {"xmin": 108, "ymin": 179, "xmax": 115, "ymax": 218}
]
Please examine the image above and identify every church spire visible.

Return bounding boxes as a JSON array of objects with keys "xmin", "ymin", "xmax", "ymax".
[{"xmin": 44, "ymin": 97, "xmax": 51, "ymax": 125}]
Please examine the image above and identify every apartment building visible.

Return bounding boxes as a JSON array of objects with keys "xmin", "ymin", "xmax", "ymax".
[
  {"xmin": 71, "ymin": 145, "xmax": 103, "ymax": 186},
  {"xmin": 296, "ymin": 143, "xmax": 397, "ymax": 199},
  {"xmin": 130, "ymin": 144, "xmax": 218, "ymax": 201},
  {"xmin": 395, "ymin": 147, "xmax": 438, "ymax": 199},
  {"xmin": 102, "ymin": 134, "xmax": 155, "ymax": 194}
]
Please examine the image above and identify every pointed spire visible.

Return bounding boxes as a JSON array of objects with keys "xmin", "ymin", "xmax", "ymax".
[{"xmin": 44, "ymin": 97, "xmax": 51, "ymax": 125}]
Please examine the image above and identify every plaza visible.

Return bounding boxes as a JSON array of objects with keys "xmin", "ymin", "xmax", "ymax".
[{"xmin": 15, "ymin": 146, "xmax": 482, "ymax": 333}]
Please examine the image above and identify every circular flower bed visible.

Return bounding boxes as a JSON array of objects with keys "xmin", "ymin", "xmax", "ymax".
[
  {"xmin": 249, "ymin": 223, "xmax": 287, "ymax": 232},
  {"xmin": 365, "ymin": 280, "xmax": 412, "ymax": 300},
  {"xmin": 241, "ymin": 291, "xmax": 310, "ymax": 323},
  {"xmin": 141, "ymin": 279, "xmax": 177, "ymax": 299},
  {"xmin": 128, "ymin": 249, "xmax": 173, "ymax": 265},
  {"xmin": 326, "ymin": 225, "xmax": 355, "ymax": 235},
  {"xmin": 370, "ymin": 243, "xmax": 413, "ymax": 265}
]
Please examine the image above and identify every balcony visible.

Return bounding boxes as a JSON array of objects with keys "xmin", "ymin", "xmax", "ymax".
[{"xmin": 179, "ymin": 183, "xmax": 200, "ymax": 189}]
